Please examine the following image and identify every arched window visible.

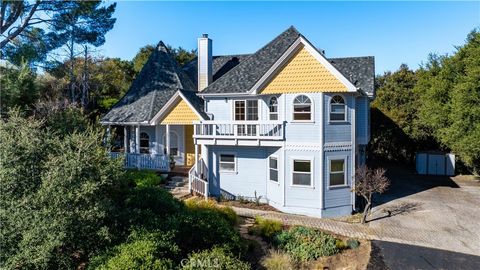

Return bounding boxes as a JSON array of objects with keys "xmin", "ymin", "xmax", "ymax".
[
  {"xmin": 269, "ymin": 97, "xmax": 278, "ymax": 120},
  {"xmin": 140, "ymin": 132, "xmax": 149, "ymax": 153},
  {"xmin": 330, "ymin": 95, "xmax": 346, "ymax": 121},
  {"xmin": 293, "ymin": 95, "xmax": 312, "ymax": 121}
]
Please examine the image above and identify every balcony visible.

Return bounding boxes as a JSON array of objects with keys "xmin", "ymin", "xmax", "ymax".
[{"xmin": 193, "ymin": 121, "xmax": 285, "ymax": 146}]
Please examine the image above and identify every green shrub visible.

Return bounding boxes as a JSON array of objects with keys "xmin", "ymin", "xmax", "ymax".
[
  {"xmin": 181, "ymin": 247, "xmax": 250, "ymax": 270},
  {"xmin": 253, "ymin": 217, "xmax": 282, "ymax": 239},
  {"xmin": 274, "ymin": 226, "xmax": 339, "ymax": 262},
  {"xmin": 261, "ymin": 250, "xmax": 293, "ymax": 270},
  {"xmin": 346, "ymin": 239, "xmax": 360, "ymax": 249},
  {"xmin": 91, "ymin": 231, "xmax": 178, "ymax": 270},
  {"xmin": 335, "ymin": 239, "xmax": 347, "ymax": 250},
  {"xmin": 184, "ymin": 198, "xmax": 237, "ymax": 225},
  {"xmin": 123, "ymin": 186, "xmax": 183, "ymax": 230},
  {"xmin": 125, "ymin": 170, "xmax": 161, "ymax": 187},
  {"xmin": 165, "ymin": 209, "xmax": 243, "ymax": 256}
]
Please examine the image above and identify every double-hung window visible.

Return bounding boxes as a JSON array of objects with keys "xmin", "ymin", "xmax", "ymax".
[
  {"xmin": 292, "ymin": 159, "xmax": 312, "ymax": 186},
  {"xmin": 219, "ymin": 154, "xmax": 236, "ymax": 172},
  {"xmin": 329, "ymin": 158, "xmax": 346, "ymax": 187},
  {"xmin": 330, "ymin": 95, "xmax": 346, "ymax": 122},
  {"xmin": 269, "ymin": 156, "xmax": 278, "ymax": 182}
]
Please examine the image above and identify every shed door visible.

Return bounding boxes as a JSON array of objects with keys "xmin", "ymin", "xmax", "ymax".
[{"xmin": 428, "ymin": 155, "xmax": 445, "ymax": 175}]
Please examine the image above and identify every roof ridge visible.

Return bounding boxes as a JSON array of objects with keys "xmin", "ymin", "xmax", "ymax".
[{"xmin": 201, "ymin": 26, "xmax": 301, "ymax": 93}]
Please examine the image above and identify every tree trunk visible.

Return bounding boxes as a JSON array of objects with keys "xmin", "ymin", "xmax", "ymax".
[{"xmin": 361, "ymin": 194, "xmax": 372, "ymax": 224}]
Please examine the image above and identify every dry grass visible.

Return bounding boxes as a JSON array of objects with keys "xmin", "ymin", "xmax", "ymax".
[{"xmin": 261, "ymin": 250, "xmax": 294, "ymax": 270}]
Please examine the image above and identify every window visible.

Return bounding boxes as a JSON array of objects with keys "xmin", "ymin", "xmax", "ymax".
[
  {"xmin": 234, "ymin": 101, "xmax": 245, "ymax": 121},
  {"xmin": 234, "ymin": 100, "xmax": 258, "ymax": 121},
  {"xmin": 140, "ymin": 132, "xmax": 149, "ymax": 154},
  {"xmin": 219, "ymin": 154, "xmax": 236, "ymax": 172},
  {"xmin": 269, "ymin": 97, "xmax": 278, "ymax": 120},
  {"xmin": 269, "ymin": 156, "xmax": 278, "ymax": 182},
  {"xmin": 234, "ymin": 100, "xmax": 258, "ymax": 136},
  {"xmin": 292, "ymin": 159, "xmax": 312, "ymax": 186},
  {"xmin": 246, "ymin": 100, "xmax": 258, "ymax": 120},
  {"xmin": 293, "ymin": 95, "xmax": 312, "ymax": 121},
  {"xmin": 330, "ymin": 95, "xmax": 346, "ymax": 121},
  {"xmin": 329, "ymin": 158, "xmax": 346, "ymax": 187},
  {"xmin": 163, "ymin": 132, "xmax": 179, "ymax": 156}
]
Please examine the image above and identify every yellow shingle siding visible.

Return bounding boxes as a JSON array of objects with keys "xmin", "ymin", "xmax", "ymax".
[
  {"xmin": 260, "ymin": 46, "xmax": 348, "ymax": 94},
  {"xmin": 161, "ymin": 99, "xmax": 200, "ymax": 125}
]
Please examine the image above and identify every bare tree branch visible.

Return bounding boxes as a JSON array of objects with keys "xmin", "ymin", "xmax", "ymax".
[{"xmin": 0, "ymin": 0, "xmax": 41, "ymax": 49}]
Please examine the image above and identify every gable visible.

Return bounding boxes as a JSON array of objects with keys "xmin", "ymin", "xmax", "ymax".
[
  {"xmin": 160, "ymin": 99, "xmax": 200, "ymax": 125},
  {"xmin": 259, "ymin": 46, "xmax": 349, "ymax": 94}
]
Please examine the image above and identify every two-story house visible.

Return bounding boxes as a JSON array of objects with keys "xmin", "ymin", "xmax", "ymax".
[{"xmin": 101, "ymin": 26, "xmax": 374, "ymax": 218}]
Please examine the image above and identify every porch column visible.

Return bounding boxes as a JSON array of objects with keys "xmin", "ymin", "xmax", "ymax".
[
  {"xmin": 194, "ymin": 143, "xmax": 199, "ymax": 175},
  {"xmin": 135, "ymin": 125, "xmax": 140, "ymax": 154},
  {"xmin": 123, "ymin": 126, "xmax": 128, "ymax": 153},
  {"xmin": 166, "ymin": 124, "xmax": 171, "ymax": 156}
]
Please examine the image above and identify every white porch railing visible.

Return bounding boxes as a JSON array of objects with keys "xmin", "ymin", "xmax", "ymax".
[
  {"xmin": 193, "ymin": 121, "xmax": 284, "ymax": 140},
  {"xmin": 110, "ymin": 152, "xmax": 169, "ymax": 171},
  {"xmin": 188, "ymin": 158, "xmax": 208, "ymax": 200}
]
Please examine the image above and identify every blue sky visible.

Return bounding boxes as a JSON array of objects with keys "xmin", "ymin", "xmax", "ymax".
[{"xmin": 100, "ymin": 1, "xmax": 479, "ymax": 74}]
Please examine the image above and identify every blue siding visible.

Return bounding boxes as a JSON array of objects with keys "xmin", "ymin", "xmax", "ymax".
[
  {"xmin": 208, "ymin": 146, "xmax": 271, "ymax": 200},
  {"xmin": 324, "ymin": 93, "xmax": 353, "ymax": 143},
  {"xmin": 284, "ymin": 149, "xmax": 322, "ymax": 210},
  {"xmin": 323, "ymin": 150, "xmax": 353, "ymax": 216},
  {"xmin": 355, "ymin": 96, "xmax": 369, "ymax": 145}
]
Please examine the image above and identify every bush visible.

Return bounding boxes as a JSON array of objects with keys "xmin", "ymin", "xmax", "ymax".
[
  {"xmin": 125, "ymin": 170, "xmax": 161, "ymax": 187},
  {"xmin": 91, "ymin": 231, "xmax": 178, "ymax": 270},
  {"xmin": 346, "ymin": 239, "xmax": 360, "ymax": 249},
  {"xmin": 261, "ymin": 250, "xmax": 293, "ymax": 270},
  {"xmin": 274, "ymin": 226, "xmax": 339, "ymax": 262},
  {"xmin": 184, "ymin": 198, "xmax": 237, "ymax": 226},
  {"xmin": 123, "ymin": 186, "xmax": 184, "ymax": 230},
  {"xmin": 181, "ymin": 247, "xmax": 250, "ymax": 270},
  {"xmin": 250, "ymin": 217, "xmax": 282, "ymax": 239},
  {"xmin": 165, "ymin": 209, "xmax": 243, "ymax": 256},
  {"xmin": 335, "ymin": 239, "xmax": 347, "ymax": 250}
]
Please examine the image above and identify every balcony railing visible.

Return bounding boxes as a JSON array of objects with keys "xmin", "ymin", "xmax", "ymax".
[
  {"xmin": 110, "ymin": 152, "xmax": 169, "ymax": 171},
  {"xmin": 193, "ymin": 121, "xmax": 284, "ymax": 140}
]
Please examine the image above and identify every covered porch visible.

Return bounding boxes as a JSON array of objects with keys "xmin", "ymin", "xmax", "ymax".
[
  {"xmin": 106, "ymin": 90, "xmax": 206, "ymax": 172},
  {"xmin": 108, "ymin": 123, "xmax": 200, "ymax": 172}
]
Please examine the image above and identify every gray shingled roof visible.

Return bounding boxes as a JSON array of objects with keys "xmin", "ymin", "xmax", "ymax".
[
  {"xmin": 200, "ymin": 26, "xmax": 301, "ymax": 94},
  {"xmin": 329, "ymin": 56, "xmax": 375, "ymax": 96},
  {"xmin": 199, "ymin": 26, "xmax": 374, "ymax": 96},
  {"xmin": 180, "ymin": 90, "xmax": 209, "ymax": 120},
  {"xmin": 182, "ymin": 54, "xmax": 251, "ymax": 87},
  {"xmin": 101, "ymin": 41, "xmax": 196, "ymax": 123}
]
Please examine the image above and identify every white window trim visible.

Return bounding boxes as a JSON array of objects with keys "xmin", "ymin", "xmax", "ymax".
[
  {"xmin": 268, "ymin": 155, "xmax": 279, "ymax": 183},
  {"xmin": 232, "ymin": 99, "xmax": 261, "ymax": 121},
  {"xmin": 268, "ymin": 96, "xmax": 279, "ymax": 121},
  {"xmin": 290, "ymin": 156, "xmax": 314, "ymax": 188},
  {"xmin": 219, "ymin": 152, "xmax": 237, "ymax": 174},
  {"xmin": 329, "ymin": 94, "xmax": 348, "ymax": 123},
  {"xmin": 327, "ymin": 155, "xmax": 349, "ymax": 189},
  {"xmin": 291, "ymin": 94, "xmax": 314, "ymax": 123},
  {"xmin": 162, "ymin": 130, "xmax": 181, "ymax": 157}
]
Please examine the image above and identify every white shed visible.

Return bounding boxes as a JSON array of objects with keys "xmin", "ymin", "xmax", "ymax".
[{"xmin": 416, "ymin": 151, "xmax": 455, "ymax": 176}]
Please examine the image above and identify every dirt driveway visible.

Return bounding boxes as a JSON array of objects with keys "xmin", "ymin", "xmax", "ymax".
[{"xmin": 368, "ymin": 165, "xmax": 480, "ymax": 256}]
